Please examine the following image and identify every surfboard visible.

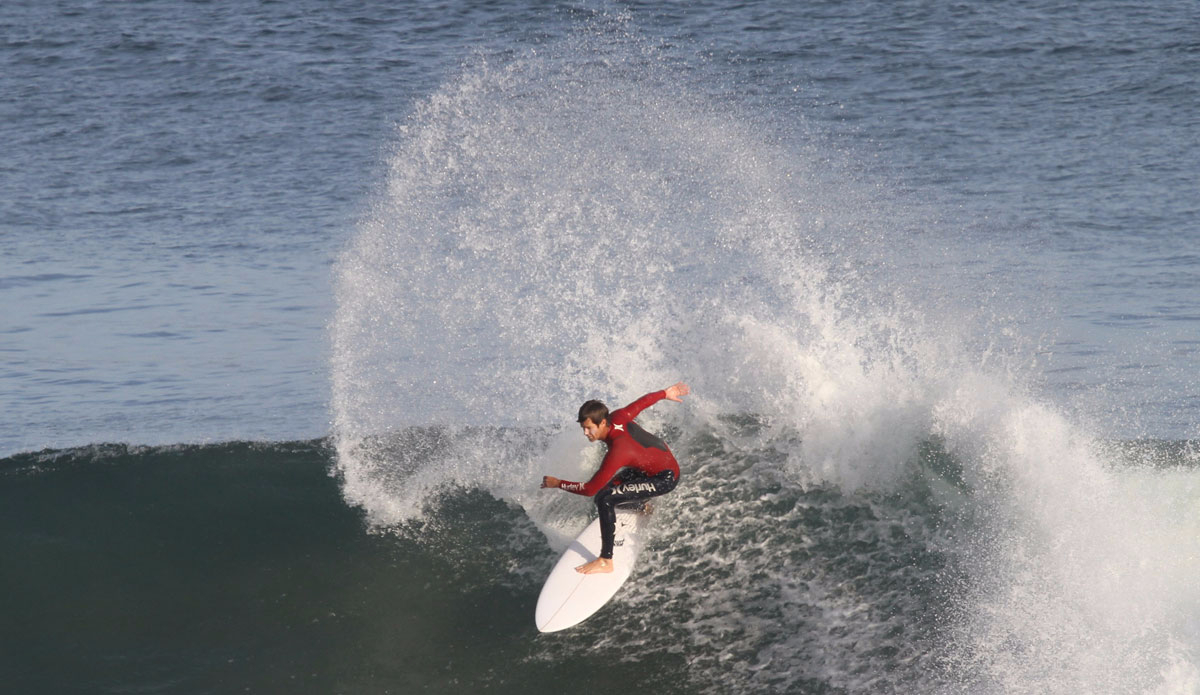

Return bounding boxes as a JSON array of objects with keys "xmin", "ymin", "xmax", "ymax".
[{"xmin": 535, "ymin": 508, "xmax": 649, "ymax": 633}]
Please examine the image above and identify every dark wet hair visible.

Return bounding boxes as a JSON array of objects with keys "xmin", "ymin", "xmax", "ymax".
[{"xmin": 577, "ymin": 400, "xmax": 609, "ymax": 425}]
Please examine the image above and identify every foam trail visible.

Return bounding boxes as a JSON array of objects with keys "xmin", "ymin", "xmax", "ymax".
[
  {"xmin": 931, "ymin": 386, "xmax": 1200, "ymax": 693},
  {"xmin": 330, "ymin": 22, "xmax": 1200, "ymax": 694},
  {"xmin": 339, "ymin": 33, "xmax": 782, "ymax": 509},
  {"xmin": 330, "ymin": 23, "xmax": 949, "ymax": 516}
]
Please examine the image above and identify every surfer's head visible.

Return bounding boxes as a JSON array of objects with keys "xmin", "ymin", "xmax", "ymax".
[{"xmin": 578, "ymin": 400, "xmax": 611, "ymax": 442}]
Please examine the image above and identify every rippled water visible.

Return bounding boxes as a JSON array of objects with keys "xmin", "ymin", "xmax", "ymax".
[{"xmin": 3, "ymin": 3, "xmax": 1199, "ymax": 691}]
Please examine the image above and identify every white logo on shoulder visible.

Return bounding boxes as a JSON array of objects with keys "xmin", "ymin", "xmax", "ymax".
[{"xmin": 614, "ymin": 424, "xmax": 625, "ymax": 432}]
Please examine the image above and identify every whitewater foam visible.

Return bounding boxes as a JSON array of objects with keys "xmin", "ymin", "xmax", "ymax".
[{"xmin": 330, "ymin": 22, "xmax": 1200, "ymax": 694}]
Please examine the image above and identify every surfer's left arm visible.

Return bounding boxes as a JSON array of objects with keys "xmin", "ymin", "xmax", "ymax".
[
  {"xmin": 611, "ymin": 382, "xmax": 690, "ymax": 423},
  {"xmin": 663, "ymin": 381, "xmax": 689, "ymax": 402}
]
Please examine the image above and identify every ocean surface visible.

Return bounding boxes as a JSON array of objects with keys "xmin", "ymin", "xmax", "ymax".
[{"xmin": 3, "ymin": 1, "xmax": 1198, "ymax": 693}]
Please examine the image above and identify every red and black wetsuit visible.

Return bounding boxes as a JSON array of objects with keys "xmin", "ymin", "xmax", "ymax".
[{"xmin": 555, "ymin": 391, "xmax": 680, "ymax": 559}]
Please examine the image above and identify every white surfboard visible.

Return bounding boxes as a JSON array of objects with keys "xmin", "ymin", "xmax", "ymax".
[{"xmin": 535, "ymin": 508, "xmax": 649, "ymax": 633}]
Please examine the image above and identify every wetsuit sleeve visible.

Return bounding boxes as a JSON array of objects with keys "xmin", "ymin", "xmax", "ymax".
[
  {"xmin": 556, "ymin": 450, "xmax": 627, "ymax": 497},
  {"xmin": 608, "ymin": 391, "xmax": 666, "ymax": 427},
  {"xmin": 555, "ymin": 391, "xmax": 667, "ymax": 496}
]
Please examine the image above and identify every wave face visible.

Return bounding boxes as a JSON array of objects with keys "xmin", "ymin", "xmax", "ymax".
[
  {"xmin": 3, "ymin": 439, "xmax": 1198, "ymax": 694},
  {"xmin": 328, "ymin": 24, "xmax": 1200, "ymax": 695}
]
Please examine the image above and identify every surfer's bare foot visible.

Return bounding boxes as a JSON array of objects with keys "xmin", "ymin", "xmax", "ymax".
[{"xmin": 576, "ymin": 558, "xmax": 614, "ymax": 574}]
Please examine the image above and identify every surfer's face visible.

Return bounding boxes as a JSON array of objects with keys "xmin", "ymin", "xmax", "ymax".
[{"xmin": 581, "ymin": 418, "xmax": 610, "ymax": 442}]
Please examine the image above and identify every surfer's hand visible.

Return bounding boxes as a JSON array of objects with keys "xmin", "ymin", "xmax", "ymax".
[
  {"xmin": 541, "ymin": 476, "xmax": 560, "ymax": 489},
  {"xmin": 664, "ymin": 381, "xmax": 690, "ymax": 402}
]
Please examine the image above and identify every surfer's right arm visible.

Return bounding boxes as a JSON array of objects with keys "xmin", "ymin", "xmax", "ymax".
[
  {"xmin": 543, "ymin": 450, "xmax": 626, "ymax": 496},
  {"xmin": 541, "ymin": 475, "xmax": 594, "ymax": 495}
]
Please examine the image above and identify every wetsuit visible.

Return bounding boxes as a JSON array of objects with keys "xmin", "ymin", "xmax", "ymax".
[{"xmin": 555, "ymin": 391, "xmax": 680, "ymax": 559}]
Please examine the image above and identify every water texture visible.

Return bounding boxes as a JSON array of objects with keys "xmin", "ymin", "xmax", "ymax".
[{"xmin": 3, "ymin": 1, "xmax": 1199, "ymax": 693}]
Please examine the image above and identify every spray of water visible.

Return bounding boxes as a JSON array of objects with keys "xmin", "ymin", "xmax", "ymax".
[{"xmin": 330, "ymin": 22, "xmax": 1200, "ymax": 694}]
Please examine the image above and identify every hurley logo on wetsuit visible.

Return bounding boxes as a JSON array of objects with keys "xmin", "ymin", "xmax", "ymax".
[{"xmin": 615, "ymin": 481, "xmax": 658, "ymax": 495}]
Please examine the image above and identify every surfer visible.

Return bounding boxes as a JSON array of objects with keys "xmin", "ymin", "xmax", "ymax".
[{"xmin": 541, "ymin": 382, "xmax": 689, "ymax": 574}]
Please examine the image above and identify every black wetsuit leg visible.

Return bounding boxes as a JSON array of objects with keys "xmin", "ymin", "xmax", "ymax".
[{"xmin": 594, "ymin": 469, "xmax": 677, "ymax": 559}]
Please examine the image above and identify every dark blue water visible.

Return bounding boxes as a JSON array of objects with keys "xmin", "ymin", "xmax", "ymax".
[
  {"xmin": 3, "ymin": 0, "xmax": 1197, "ymax": 451},
  {"xmin": 3, "ymin": 1, "xmax": 1199, "ymax": 692}
]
